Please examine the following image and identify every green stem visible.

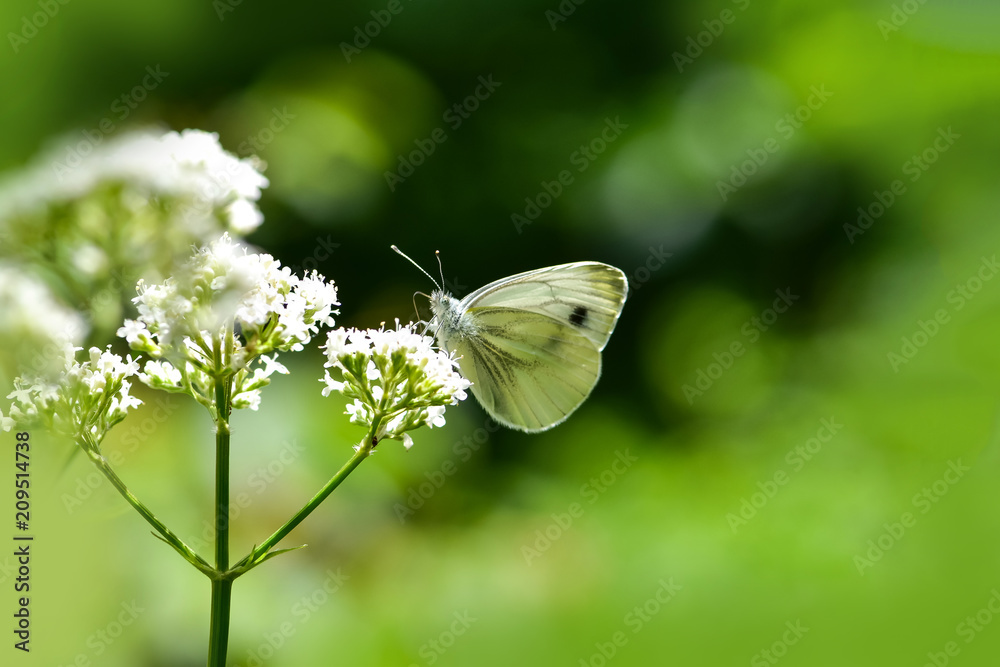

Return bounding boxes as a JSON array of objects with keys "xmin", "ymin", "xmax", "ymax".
[
  {"xmin": 215, "ymin": 387, "xmax": 231, "ymax": 573},
  {"xmin": 237, "ymin": 424, "xmax": 376, "ymax": 572},
  {"xmin": 84, "ymin": 448, "xmax": 213, "ymax": 576},
  {"xmin": 208, "ymin": 372, "xmax": 233, "ymax": 667},
  {"xmin": 208, "ymin": 579, "xmax": 232, "ymax": 667}
]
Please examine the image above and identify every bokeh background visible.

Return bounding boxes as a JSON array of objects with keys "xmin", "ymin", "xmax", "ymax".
[{"xmin": 3, "ymin": 0, "xmax": 1000, "ymax": 665}]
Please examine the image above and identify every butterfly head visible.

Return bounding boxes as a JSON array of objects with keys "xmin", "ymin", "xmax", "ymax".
[
  {"xmin": 429, "ymin": 288, "xmax": 469, "ymax": 344},
  {"xmin": 393, "ymin": 245, "xmax": 464, "ymax": 341}
]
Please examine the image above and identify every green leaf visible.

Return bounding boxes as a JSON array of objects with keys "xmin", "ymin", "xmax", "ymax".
[{"xmin": 254, "ymin": 544, "xmax": 308, "ymax": 566}]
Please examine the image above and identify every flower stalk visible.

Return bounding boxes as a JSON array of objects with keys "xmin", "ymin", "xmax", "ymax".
[
  {"xmin": 80, "ymin": 439, "xmax": 214, "ymax": 576},
  {"xmin": 233, "ymin": 420, "xmax": 379, "ymax": 576},
  {"xmin": 208, "ymin": 370, "xmax": 234, "ymax": 667}
]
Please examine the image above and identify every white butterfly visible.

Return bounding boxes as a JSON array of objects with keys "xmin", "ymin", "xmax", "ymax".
[{"xmin": 394, "ymin": 247, "xmax": 628, "ymax": 432}]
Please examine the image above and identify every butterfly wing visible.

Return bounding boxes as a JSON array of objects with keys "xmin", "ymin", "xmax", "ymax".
[
  {"xmin": 460, "ymin": 262, "xmax": 628, "ymax": 351},
  {"xmin": 438, "ymin": 262, "xmax": 627, "ymax": 432},
  {"xmin": 448, "ymin": 308, "xmax": 602, "ymax": 432}
]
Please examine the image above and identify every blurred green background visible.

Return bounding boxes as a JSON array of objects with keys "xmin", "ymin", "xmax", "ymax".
[{"xmin": 3, "ymin": 0, "xmax": 1000, "ymax": 665}]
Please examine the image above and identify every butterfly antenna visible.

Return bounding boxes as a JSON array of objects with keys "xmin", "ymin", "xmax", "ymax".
[
  {"xmin": 391, "ymin": 245, "xmax": 440, "ymax": 290},
  {"xmin": 434, "ymin": 250, "xmax": 446, "ymax": 291}
]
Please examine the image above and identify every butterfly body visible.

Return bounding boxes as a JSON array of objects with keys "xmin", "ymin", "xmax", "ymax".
[{"xmin": 429, "ymin": 261, "xmax": 628, "ymax": 433}]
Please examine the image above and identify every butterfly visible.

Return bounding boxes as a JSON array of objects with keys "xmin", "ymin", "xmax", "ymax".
[{"xmin": 394, "ymin": 247, "xmax": 628, "ymax": 432}]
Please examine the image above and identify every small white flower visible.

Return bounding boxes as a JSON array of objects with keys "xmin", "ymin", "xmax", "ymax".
[
  {"xmin": 139, "ymin": 359, "xmax": 183, "ymax": 389},
  {"xmin": 110, "ymin": 380, "xmax": 144, "ymax": 418},
  {"xmin": 117, "ymin": 319, "xmax": 147, "ymax": 343},
  {"xmin": 0, "ymin": 408, "xmax": 13, "ymax": 432},
  {"xmin": 71, "ymin": 243, "xmax": 108, "ymax": 276},
  {"xmin": 323, "ymin": 329, "xmax": 351, "ymax": 357},
  {"xmin": 259, "ymin": 354, "xmax": 289, "ymax": 377},
  {"xmin": 225, "ymin": 199, "xmax": 264, "ymax": 234},
  {"xmin": 345, "ymin": 399, "xmax": 370, "ymax": 425},
  {"xmin": 232, "ymin": 390, "xmax": 262, "ymax": 411},
  {"xmin": 6, "ymin": 385, "xmax": 34, "ymax": 404},
  {"xmin": 426, "ymin": 405, "xmax": 447, "ymax": 428}
]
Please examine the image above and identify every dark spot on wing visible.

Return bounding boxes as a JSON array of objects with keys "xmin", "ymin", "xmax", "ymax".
[{"xmin": 569, "ymin": 305, "xmax": 588, "ymax": 327}]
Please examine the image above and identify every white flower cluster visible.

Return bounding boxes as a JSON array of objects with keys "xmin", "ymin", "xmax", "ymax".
[
  {"xmin": 1, "ymin": 346, "xmax": 141, "ymax": 447},
  {"xmin": 0, "ymin": 128, "xmax": 268, "ymax": 237},
  {"xmin": 0, "ymin": 266, "xmax": 86, "ymax": 379},
  {"xmin": 119, "ymin": 234, "xmax": 339, "ymax": 412},
  {"xmin": 0, "ymin": 129, "xmax": 270, "ymax": 345},
  {"xmin": 321, "ymin": 321, "xmax": 471, "ymax": 449}
]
